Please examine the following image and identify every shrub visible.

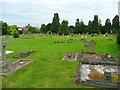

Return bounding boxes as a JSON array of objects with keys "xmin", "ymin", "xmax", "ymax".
[
  {"xmin": 18, "ymin": 30, "xmax": 23, "ymax": 34},
  {"xmin": 117, "ymin": 29, "xmax": 120, "ymax": 44},
  {"xmin": 13, "ymin": 32, "xmax": 19, "ymax": 38}
]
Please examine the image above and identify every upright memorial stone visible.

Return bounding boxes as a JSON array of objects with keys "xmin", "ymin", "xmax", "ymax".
[
  {"xmin": 0, "ymin": 37, "xmax": 15, "ymax": 76},
  {"xmin": 87, "ymin": 40, "xmax": 96, "ymax": 53},
  {"xmin": 118, "ymin": 51, "xmax": 120, "ymax": 61}
]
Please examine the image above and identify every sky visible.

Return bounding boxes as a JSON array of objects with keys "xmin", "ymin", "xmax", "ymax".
[{"xmin": 0, "ymin": 0, "xmax": 120, "ymax": 27}]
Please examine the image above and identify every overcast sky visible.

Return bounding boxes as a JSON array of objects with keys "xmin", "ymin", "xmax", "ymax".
[{"xmin": 0, "ymin": 0, "xmax": 120, "ymax": 27}]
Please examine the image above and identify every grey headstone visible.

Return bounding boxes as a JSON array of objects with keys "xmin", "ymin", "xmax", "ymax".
[
  {"xmin": 87, "ymin": 40, "xmax": 96, "ymax": 53},
  {"xmin": 20, "ymin": 52, "xmax": 28, "ymax": 57}
]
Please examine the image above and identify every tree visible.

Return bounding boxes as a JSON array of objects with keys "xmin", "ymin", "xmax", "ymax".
[
  {"xmin": 98, "ymin": 19, "xmax": 103, "ymax": 34},
  {"xmin": 0, "ymin": 21, "xmax": 8, "ymax": 35},
  {"xmin": 58, "ymin": 20, "xmax": 69, "ymax": 35},
  {"xmin": 40, "ymin": 24, "xmax": 46, "ymax": 34},
  {"xmin": 18, "ymin": 30, "xmax": 23, "ymax": 34},
  {"xmin": 74, "ymin": 19, "xmax": 87, "ymax": 34},
  {"xmin": 46, "ymin": 23, "xmax": 52, "ymax": 33},
  {"xmin": 7, "ymin": 25, "xmax": 18, "ymax": 35},
  {"xmin": 27, "ymin": 26, "xmax": 35, "ymax": 34},
  {"xmin": 104, "ymin": 19, "xmax": 112, "ymax": 33},
  {"xmin": 69, "ymin": 25, "xmax": 74, "ymax": 34},
  {"xmin": 13, "ymin": 32, "xmax": 19, "ymax": 38},
  {"xmin": 92, "ymin": 15, "xmax": 100, "ymax": 33},
  {"xmin": 112, "ymin": 15, "xmax": 119, "ymax": 33},
  {"xmin": 88, "ymin": 20, "xmax": 93, "ymax": 34},
  {"xmin": 50, "ymin": 13, "xmax": 60, "ymax": 33},
  {"xmin": 33, "ymin": 27, "xmax": 39, "ymax": 33}
]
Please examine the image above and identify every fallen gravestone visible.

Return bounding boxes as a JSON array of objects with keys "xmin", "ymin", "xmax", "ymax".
[
  {"xmin": 54, "ymin": 41, "xmax": 72, "ymax": 43},
  {"xmin": 106, "ymin": 39, "xmax": 113, "ymax": 41},
  {"xmin": 80, "ymin": 39, "xmax": 86, "ymax": 42},
  {"xmin": 13, "ymin": 51, "xmax": 36, "ymax": 59},
  {"xmin": 62, "ymin": 53, "xmax": 78, "ymax": 61}
]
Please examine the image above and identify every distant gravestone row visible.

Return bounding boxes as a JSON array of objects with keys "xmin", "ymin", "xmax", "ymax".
[{"xmin": 20, "ymin": 34, "xmax": 35, "ymax": 39}]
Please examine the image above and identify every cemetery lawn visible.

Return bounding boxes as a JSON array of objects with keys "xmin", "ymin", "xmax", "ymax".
[{"xmin": 3, "ymin": 35, "xmax": 118, "ymax": 88}]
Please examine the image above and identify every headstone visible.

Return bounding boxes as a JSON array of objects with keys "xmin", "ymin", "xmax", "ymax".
[
  {"xmin": 21, "ymin": 34, "xmax": 26, "ymax": 39},
  {"xmin": 87, "ymin": 40, "xmax": 96, "ymax": 53},
  {"xmin": 20, "ymin": 52, "xmax": 28, "ymax": 57},
  {"xmin": 0, "ymin": 37, "xmax": 15, "ymax": 76},
  {"xmin": 84, "ymin": 41, "xmax": 88, "ymax": 47},
  {"xmin": 27, "ymin": 34, "xmax": 35, "ymax": 39},
  {"xmin": 118, "ymin": 51, "xmax": 120, "ymax": 61}
]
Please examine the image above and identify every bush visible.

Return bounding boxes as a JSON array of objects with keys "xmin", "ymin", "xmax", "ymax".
[
  {"xmin": 117, "ymin": 30, "xmax": 120, "ymax": 44},
  {"xmin": 18, "ymin": 30, "xmax": 23, "ymax": 34},
  {"xmin": 13, "ymin": 32, "xmax": 19, "ymax": 38}
]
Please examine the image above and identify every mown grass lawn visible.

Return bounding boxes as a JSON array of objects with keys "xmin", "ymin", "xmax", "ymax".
[{"xmin": 2, "ymin": 35, "xmax": 118, "ymax": 88}]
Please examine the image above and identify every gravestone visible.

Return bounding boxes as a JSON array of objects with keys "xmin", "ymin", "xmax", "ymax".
[
  {"xmin": 0, "ymin": 37, "xmax": 15, "ymax": 76},
  {"xmin": 87, "ymin": 40, "xmax": 96, "ymax": 53},
  {"xmin": 28, "ymin": 34, "xmax": 35, "ymax": 39},
  {"xmin": 20, "ymin": 52, "xmax": 28, "ymax": 57},
  {"xmin": 118, "ymin": 51, "xmax": 120, "ymax": 61},
  {"xmin": 84, "ymin": 41, "xmax": 88, "ymax": 47},
  {"xmin": 21, "ymin": 34, "xmax": 26, "ymax": 39}
]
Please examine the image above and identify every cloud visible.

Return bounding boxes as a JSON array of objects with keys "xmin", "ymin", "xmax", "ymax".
[{"xmin": 0, "ymin": 0, "xmax": 120, "ymax": 26}]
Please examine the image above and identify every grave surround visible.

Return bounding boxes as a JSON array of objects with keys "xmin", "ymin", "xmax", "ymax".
[{"xmin": 75, "ymin": 52, "xmax": 120, "ymax": 88}]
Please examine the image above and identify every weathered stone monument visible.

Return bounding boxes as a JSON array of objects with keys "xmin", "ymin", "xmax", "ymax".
[
  {"xmin": 0, "ymin": 37, "xmax": 15, "ymax": 76},
  {"xmin": 87, "ymin": 40, "xmax": 96, "ymax": 53}
]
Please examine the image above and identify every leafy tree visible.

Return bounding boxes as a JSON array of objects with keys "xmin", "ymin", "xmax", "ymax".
[
  {"xmin": 112, "ymin": 15, "xmax": 119, "ymax": 33},
  {"xmin": 7, "ymin": 25, "xmax": 18, "ymax": 35},
  {"xmin": 50, "ymin": 13, "xmax": 60, "ymax": 33},
  {"xmin": 74, "ymin": 19, "xmax": 87, "ymax": 34},
  {"xmin": 18, "ymin": 30, "xmax": 23, "ymax": 34},
  {"xmin": 0, "ymin": 21, "xmax": 8, "ymax": 35},
  {"xmin": 92, "ymin": 15, "xmax": 100, "ymax": 33},
  {"xmin": 40, "ymin": 24, "xmax": 46, "ymax": 34},
  {"xmin": 87, "ymin": 20, "xmax": 93, "ymax": 34},
  {"xmin": 46, "ymin": 23, "xmax": 52, "ymax": 33},
  {"xmin": 69, "ymin": 25, "xmax": 74, "ymax": 34},
  {"xmin": 13, "ymin": 32, "xmax": 19, "ymax": 38},
  {"xmin": 104, "ymin": 19, "xmax": 112, "ymax": 33},
  {"xmin": 100, "ymin": 25, "xmax": 106, "ymax": 34},
  {"xmin": 33, "ymin": 27, "xmax": 39, "ymax": 33},
  {"xmin": 98, "ymin": 19, "xmax": 103, "ymax": 34},
  {"xmin": 58, "ymin": 20, "xmax": 69, "ymax": 35},
  {"xmin": 27, "ymin": 26, "xmax": 35, "ymax": 34}
]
